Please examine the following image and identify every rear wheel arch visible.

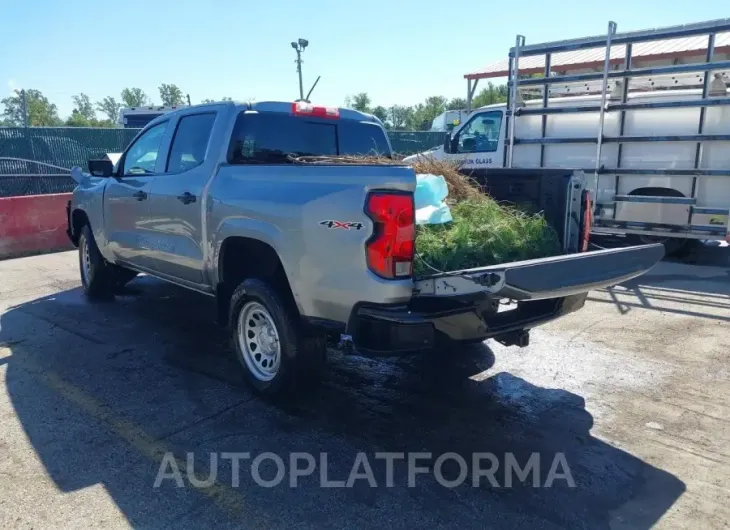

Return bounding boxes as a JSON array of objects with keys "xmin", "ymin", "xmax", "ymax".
[
  {"xmin": 70, "ymin": 208, "xmax": 90, "ymax": 246},
  {"xmin": 627, "ymin": 186, "xmax": 685, "ymax": 198},
  {"xmin": 216, "ymin": 236, "xmax": 300, "ymax": 326},
  {"xmin": 627, "ymin": 187, "xmax": 690, "ymax": 256}
]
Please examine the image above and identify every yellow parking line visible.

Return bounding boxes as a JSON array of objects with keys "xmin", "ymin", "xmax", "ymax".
[{"xmin": 5, "ymin": 352, "xmax": 250, "ymax": 521}]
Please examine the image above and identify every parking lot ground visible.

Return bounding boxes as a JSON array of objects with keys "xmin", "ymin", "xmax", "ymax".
[{"xmin": 0, "ymin": 245, "xmax": 728, "ymax": 529}]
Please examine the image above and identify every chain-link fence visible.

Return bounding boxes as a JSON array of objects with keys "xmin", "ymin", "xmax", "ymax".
[
  {"xmin": 388, "ymin": 131, "xmax": 444, "ymax": 156},
  {"xmin": 0, "ymin": 127, "xmax": 444, "ymax": 197},
  {"xmin": 0, "ymin": 128, "xmax": 140, "ymax": 197}
]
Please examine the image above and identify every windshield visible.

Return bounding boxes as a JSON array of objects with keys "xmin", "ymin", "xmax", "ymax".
[{"xmin": 228, "ymin": 111, "xmax": 392, "ymax": 164}]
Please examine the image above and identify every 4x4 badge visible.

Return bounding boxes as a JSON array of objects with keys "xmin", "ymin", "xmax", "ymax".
[{"xmin": 319, "ymin": 220, "xmax": 364, "ymax": 230}]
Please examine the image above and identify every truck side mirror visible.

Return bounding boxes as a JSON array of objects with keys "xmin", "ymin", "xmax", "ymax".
[
  {"xmin": 88, "ymin": 158, "xmax": 114, "ymax": 177},
  {"xmin": 446, "ymin": 133, "xmax": 459, "ymax": 154},
  {"xmin": 443, "ymin": 133, "xmax": 451, "ymax": 153}
]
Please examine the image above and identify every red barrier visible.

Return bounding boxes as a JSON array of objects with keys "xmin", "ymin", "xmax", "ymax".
[{"xmin": 0, "ymin": 193, "xmax": 74, "ymax": 260}]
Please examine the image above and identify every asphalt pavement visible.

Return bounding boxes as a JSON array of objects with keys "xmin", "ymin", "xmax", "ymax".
[{"xmin": 0, "ymin": 245, "xmax": 728, "ymax": 529}]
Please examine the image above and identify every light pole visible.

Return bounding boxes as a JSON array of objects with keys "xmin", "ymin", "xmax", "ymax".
[{"xmin": 291, "ymin": 38, "xmax": 309, "ymax": 101}]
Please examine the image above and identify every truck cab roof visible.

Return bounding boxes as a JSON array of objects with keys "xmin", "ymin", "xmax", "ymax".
[{"xmin": 144, "ymin": 100, "xmax": 382, "ymax": 130}]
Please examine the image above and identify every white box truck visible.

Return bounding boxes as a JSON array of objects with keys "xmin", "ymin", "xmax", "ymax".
[{"xmin": 406, "ymin": 18, "xmax": 730, "ymax": 253}]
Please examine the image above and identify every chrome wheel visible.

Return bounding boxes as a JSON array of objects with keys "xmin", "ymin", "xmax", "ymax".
[
  {"xmin": 80, "ymin": 234, "xmax": 91, "ymax": 286},
  {"xmin": 237, "ymin": 302, "xmax": 281, "ymax": 382}
]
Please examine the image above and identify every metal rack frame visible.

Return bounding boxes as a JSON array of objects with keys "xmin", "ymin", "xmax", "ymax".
[{"xmin": 504, "ymin": 18, "xmax": 730, "ymax": 239}]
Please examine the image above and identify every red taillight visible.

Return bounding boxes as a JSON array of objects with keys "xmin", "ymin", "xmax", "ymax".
[
  {"xmin": 581, "ymin": 190, "xmax": 592, "ymax": 252},
  {"xmin": 365, "ymin": 192, "xmax": 415, "ymax": 279},
  {"xmin": 291, "ymin": 101, "xmax": 340, "ymax": 119}
]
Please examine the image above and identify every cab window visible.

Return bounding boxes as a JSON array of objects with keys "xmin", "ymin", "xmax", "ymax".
[
  {"xmin": 122, "ymin": 122, "xmax": 168, "ymax": 175},
  {"xmin": 456, "ymin": 111, "xmax": 502, "ymax": 153},
  {"xmin": 166, "ymin": 113, "xmax": 217, "ymax": 173}
]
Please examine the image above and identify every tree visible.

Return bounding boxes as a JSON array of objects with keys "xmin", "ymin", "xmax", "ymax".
[
  {"xmin": 201, "ymin": 97, "xmax": 233, "ymax": 104},
  {"xmin": 344, "ymin": 92, "xmax": 371, "ymax": 113},
  {"xmin": 0, "ymin": 89, "xmax": 62, "ymax": 126},
  {"xmin": 371, "ymin": 105, "xmax": 389, "ymax": 126},
  {"xmin": 158, "ymin": 83, "xmax": 186, "ymax": 106},
  {"xmin": 388, "ymin": 105, "xmax": 413, "ymax": 130},
  {"xmin": 447, "ymin": 97, "xmax": 467, "ymax": 110},
  {"xmin": 96, "ymin": 96, "xmax": 122, "ymax": 122},
  {"xmin": 121, "ymin": 87, "xmax": 151, "ymax": 108},
  {"xmin": 409, "ymin": 96, "xmax": 447, "ymax": 130},
  {"xmin": 472, "ymin": 82, "xmax": 508, "ymax": 108},
  {"xmin": 66, "ymin": 110, "xmax": 91, "ymax": 127},
  {"xmin": 72, "ymin": 93, "xmax": 96, "ymax": 121}
]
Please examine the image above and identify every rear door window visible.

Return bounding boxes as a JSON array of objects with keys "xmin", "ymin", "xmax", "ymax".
[
  {"xmin": 228, "ymin": 112, "xmax": 390, "ymax": 164},
  {"xmin": 166, "ymin": 113, "xmax": 217, "ymax": 173}
]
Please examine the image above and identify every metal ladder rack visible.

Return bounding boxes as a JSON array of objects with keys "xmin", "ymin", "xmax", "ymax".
[{"xmin": 504, "ymin": 18, "xmax": 730, "ymax": 239}]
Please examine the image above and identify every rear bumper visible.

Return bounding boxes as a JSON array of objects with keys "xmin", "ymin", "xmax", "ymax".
[{"xmin": 348, "ymin": 293, "xmax": 587, "ymax": 353}]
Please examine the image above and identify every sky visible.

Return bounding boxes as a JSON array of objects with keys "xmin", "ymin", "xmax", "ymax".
[{"xmin": 1, "ymin": 0, "xmax": 727, "ymax": 119}]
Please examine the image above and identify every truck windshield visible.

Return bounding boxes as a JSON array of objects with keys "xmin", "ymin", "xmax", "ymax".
[{"xmin": 228, "ymin": 111, "xmax": 391, "ymax": 164}]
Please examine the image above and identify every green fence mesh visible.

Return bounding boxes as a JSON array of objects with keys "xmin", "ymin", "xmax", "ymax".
[{"xmin": 0, "ymin": 127, "xmax": 444, "ymax": 197}]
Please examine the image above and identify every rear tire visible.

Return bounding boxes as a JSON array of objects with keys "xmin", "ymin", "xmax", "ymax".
[
  {"xmin": 78, "ymin": 225, "xmax": 115, "ymax": 300},
  {"xmin": 229, "ymin": 278, "xmax": 326, "ymax": 396}
]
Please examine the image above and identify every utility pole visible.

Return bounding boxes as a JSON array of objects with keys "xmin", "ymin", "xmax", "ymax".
[
  {"xmin": 20, "ymin": 89, "xmax": 29, "ymax": 128},
  {"xmin": 290, "ymin": 38, "xmax": 309, "ymax": 101},
  {"xmin": 186, "ymin": 94, "xmax": 191, "ymax": 106}
]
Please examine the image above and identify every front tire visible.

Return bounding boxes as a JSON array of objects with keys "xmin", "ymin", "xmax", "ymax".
[
  {"xmin": 229, "ymin": 278, "xmax": 326, "ymax": 396},
  {"xmin": 78, "ymin": 225, "xmax": 115, "ymax": 300}
]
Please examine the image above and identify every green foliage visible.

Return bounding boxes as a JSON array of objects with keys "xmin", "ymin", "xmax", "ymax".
[
  {"xmin": 65, "ymin": 93, "xmax": 118, "ymax": 127},
  {"xmin": 72, "ymin": 93, "xmax": 95, "ymax": 121},
  {"xmin": 201, "ymin": 97, "xmax": 234, "ymax": 104},
  {"xmin": 0, "ymin": 89, "xmax": 62, "ymax": 126},
  {"xmin": 414, "ymin": 196, "xmax": 561, "ymax": 276},
  {"xmin": 472, "ymin": 82, "xmax": 509, "ymax": 108},
  {"xmin": 344, "ymin": 92, "xmax": 372, "ymax": 113},
  {"xmin": 371, "ymin": 105, "xmax": 389, "ymax": 125},
  {"xmin": 447, "ymin": 97, "xmax": 467, "ymax": 110},
  {"xmin": 158, "ymin": 83, "xmax": 186, "ymax": 106},
  {"xmin": 121, "ymin": 87, "xmax": 151, "ymax": 108},
  {"xmin": 388, "ymin": 105, "xmax": 413, "ymax": 130},
  {"xmin": 344, "ymin": 85, "xmax": 508, "ymax": 132},
  {"xmin": 96, "ymin": 96, "xmax": 122, "ymax": 122},
  {"xmin": 409, "ymin": 96, "xmax": 447, "ymax": 130}
]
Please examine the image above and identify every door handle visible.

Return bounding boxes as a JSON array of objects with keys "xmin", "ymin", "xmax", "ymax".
[
  {"xmin": 133, "ymin": 191, "xmax": 147, "ymax": 201},
  {"xmin": 177, "ymin": 192, "xmax": 197, "ymax": 204}
]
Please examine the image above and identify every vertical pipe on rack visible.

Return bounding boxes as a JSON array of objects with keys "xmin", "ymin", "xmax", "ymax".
[
  {"xmin": 539, "ymin": 53, "xmax": 552, "ymax": 167},
  {"xmin": 503, "ymin": 56, "xmax": 514, "ymax": 167},
  {"xmin": 690, "ymin": 33, "xmax": 716, "ymax": 221},
  {"xmin": 467, "ymin": 79, "xmax": 472, "ymax": 112},
  {"xmin": 613, "ymin": 43, "xmax": 632, "ymax": 220},
  {"xmin": 507, "ymin": 35, "xmax": 525, "ymax": 168},
  {"xmin": 594, "ymin": 21, "xmax": 617, "ymax": 179}
]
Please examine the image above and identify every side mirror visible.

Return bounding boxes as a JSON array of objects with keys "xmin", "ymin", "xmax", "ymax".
[
  {"xmin": 449, "ymin": 133, "xmax": 459, "ymax": 154},
  {"xmin": 443, "ymin": 133, "xmax": 452, "ymax": 153},
  {"xmin": 88, "ymin": 158, "xmax": 114, "ymax": 177}
]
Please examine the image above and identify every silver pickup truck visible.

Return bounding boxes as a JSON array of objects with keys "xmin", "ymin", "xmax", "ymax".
[{"xmin": 66, "ymin": 100, "xmax": 663, "ymax": 396}]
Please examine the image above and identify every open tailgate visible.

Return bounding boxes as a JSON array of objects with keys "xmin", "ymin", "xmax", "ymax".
[{"xmin": 413, "ymin": 244, "xmax": 664, "ymax": 301}]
